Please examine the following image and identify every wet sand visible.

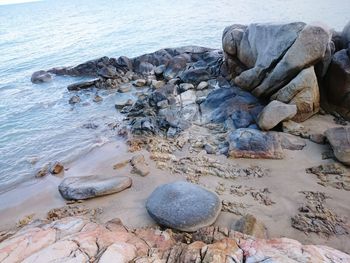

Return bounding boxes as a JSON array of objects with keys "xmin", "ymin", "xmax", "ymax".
[{"xmin": 0, "ymin": 114, "xmax": 349, "ymax": 253}]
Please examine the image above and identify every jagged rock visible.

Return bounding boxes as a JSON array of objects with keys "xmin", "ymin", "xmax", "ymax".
[
  {"xmin": 324, "ymin": 49, "xmax": 350, "ymax": 120},
  {"xmin": 282, "ymin": 120, "xmax": 307, "ymax": 136},
  {"xmin": 130, "ymin": 154, "xmax": 150, "ymax": 176},
  {"xmin": 151, "ymin": 80, "xmax": 165, "ymax": 89},
  {"xmin": 231, "ymin": 214, "xmax": 267, "ymax": 239},
  {"xmin": 228, "ymin": 128, "xmax": 284, "ymax": 159},
  {"xmin": 97, "ymin": 65, "xmax": 117, "ymax": 78},
  {"xmin": 49, "ymin": 161, "xmax": 64, "ymax": 174},
  {"xmin": 326, "ymin": 127, "xmax": 350, "ymax": 165},
  {"xmin": 179, "ymin": 83, "xmax": 194, "ymax": 92},
  {"xmin": 67, "ymin": 79, "xmax": 98, "ymax": 91},
  {"xmin": 58, "ymin": 175, "xmax": 132, "ymax": 200},
  {"xmin": 258, "ymin": 100, "xmax": 297, "ymax": 130},
  {"xmin": 115, "ymin": 98, "xmax": 134, "ymax": 110},
  {"xmin": 154, "ymin": 64, "xmax": 166, "ymax": 76},
  {"xmin": 177, "ymin": 89, "xmax": 196, "ymax": 106},
  {"xmin": 271, "ymin": 66, "xmax": 320, "ymax": 122},
  {"xmin": 31, "ymin": 70, "xmax": 52, "ymax": 83},
  {"xmin": 146, "ymin": 181, "xmax": 222, "ymax": 231}
]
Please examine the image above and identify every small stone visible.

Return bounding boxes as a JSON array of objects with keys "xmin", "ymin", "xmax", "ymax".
[
  {"xmin": 326, "ymin": 127, "xmax": 350, "ymax": 165},
  {"xmin": 69, "ymin": 95, "xmax": 81, "ymax": 104},
  {"xmin": 309, "ymin": 133, "xmax": 326, "ymax": 144},
  {"xmin": 167, "ymin": 127, "xmax": 178, "ymax": 138},
  {"xmin": 130, "ymin": 154, "xmax": 150, "ymax": 176},
  {"xmin": 31, "ymin": 70, "xmax": 52, "ymax": 84},
  {"xmin": 58, "ymin": 175, "xmax": 132, "ymax": 200},
  {"xmin": 146, "ymin": 181, "xmax": 222, "ymax": 232},
  {"xmin": 155, "ymin": 65, "xmax": 166, "ymax": 76},
  {"xmin": 93, "ymin": 94, "xmax": 103, "ymax": 102},
  {"xmin": 82, "ymin": 123, "xmax": 98, "ymax": 129},
  {"xmin": 115, "ymin": 98, "xmax": 134, "ymax": 109},
  {"xmin": 35, "ymin": 165, "xmax": 49, "ymax": 178},
  {"xmin": 151, "ymin": 80, "xmax": 165, "ymax": 89},
  {"xmin": 279, "ymin": 133, "xmax": 306, "ymax": 150},
  {"xmin": 197, "ymin": 81, "xmax": 208, "ymax": 90},
  {"xmin": 231, "ymin": 214, "xmax": 267, "ymax": 239},
  {"xmin": 50, "ymin": 162, "xmax": 64, "ymax": 174},
  {"xmin": 157, "ymin": 100, "xmax": 168, "ymax": 109},
  {"xmin": 133, "ymin": 79, "xmax": 147, "ymax": 87},
  {"xmin": 179, "ymin": 83, "xmax": 195, "ymax": 92},
  {"xmin": 282, "ymin": 120, "xmax": 307, "ymax": 136},
  {"xmin": 168, "ymin": 78, "xmax": 180, "ymax": 85},
  {"xmin": 118, "ymin": 83, "xmax": 133, "ymax": 93},
  {"xmin": 204, "ymin": 144, "xmax": 216, "ymax": 154},
  {"xmin": 67, "ymin": 79, "xmax": 98, "ymax": 91}
]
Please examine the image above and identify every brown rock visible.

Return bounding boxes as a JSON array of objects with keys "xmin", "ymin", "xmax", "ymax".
[
  {"xmin": 49, "ymin": 161, "xmax": 64, "ymax": 174},
  {"xmin": 231, "ymin": 214, "xmax": 267, "ymax": 239},
  {"xmin": 130, "ymin": 154, "xmax": 150, "ymax": 176}
]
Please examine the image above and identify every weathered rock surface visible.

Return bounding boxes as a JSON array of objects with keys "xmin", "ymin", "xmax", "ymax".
[
  {"xmin": 67, "ymin": 79, "xmax": 98, "ymax": 91},
  {"xmin": 228, "ymin": 128, "xmax": 284, "ymax": 159},
  {"xmin": 0, "ymin": 216, "xmax": 349, "ymax": 262},
  {"xmin": 130, "ymin": 154, "xmax": 150, "ymax": 176},
  {"xmin": 146, "ymin": 181, "xmax": 222, "ymax": 231},
  {"xmin": 258, "ymin": 100, "xmax": 297, "ymax": 130},
  {"xmin": 279, "ymin": 132, "xmax": 306, "ymax": 150},
  {"xmin": 31, "ymin": 70, "xmax": 52, "ymax": 83},
  {"xmin": 326, "ymin": 127, "xmax": 350, "ymax": 165},
  {"xmin": 58, "ymin": 175, "xmax": 132, "ymax": 200}
]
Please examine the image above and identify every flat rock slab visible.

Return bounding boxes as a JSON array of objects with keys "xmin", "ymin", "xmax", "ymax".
[
  {"xmin": 58, "ymin": 175, "xmax": 132, "ymax": 200},
  {"xmin": 146, "ymin": 181, "xmax": 222, "ymax": 232},
  {"xmin": 326, "ymin": 127, "xmax": 350, "ymax": 165},
  {"xmin": 228, "ymin": 128, "xmax": 284, "ymax": 159}
]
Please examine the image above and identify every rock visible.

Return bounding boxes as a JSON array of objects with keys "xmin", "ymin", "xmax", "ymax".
[
  {"xmin": 151, "ymin": 80, "xmax": 165, "ymax": 89},
  {"xmin": 310, "ymin": 133, "xmax": 326, "ymax": 144},
  {"xmin": 154, "ymin": 64, "xmax": 166, "ymax": 76},
  {"xmin": 157, "ymin": 99, "xmax": 168, "ymax": 109},
  {"xmin": 130, "ymin": 154, "xmax": 150, "ymax": 176},
  {"xmin": 342, "ymin": 21, "xmax": 350, "ymax": 48},
  {"xmin": 118, "ymin": 83, "xmax": 133, "ymax": 93},
  {"xmin": 258, "ymin": 100, "xmax": 297, "ymax": 130},
  {"xmin": 115, "ymin": 98, "xmax": 134, "ymax": 110},
  {"xmin": 58, "ymin": 175, "xmax": 132, "ymax": 200},
  {"xmin": 324, "ymin": 49, "xmax": 350, "ymax": 120},
  {"xmin": 196, "ymin": 81, "xmax": 208, "ymax": 90},
  {"xmin": 146, "ymin": 181, "xmax": 222, "ymax": 231},
  {"xmin": 97, "ymin": 65, "xmax": 117, "ymax": 78},
  {"xmin": 228, "ymin": 128, "xmax": 284, "ymax": 159},
  {"xmin": 133, "ymin": 79, "xmax": 147, "ymax": 87},
  {"xmin": 177, "ymin": 90, "xmax": 196, "ymax": 106},
  {"xmin": 179, "ymin": 83, "xmax": 194, "ymax": 92},
  {"xmin": 271, "ymin": 66, "xmax": 320, "ymax": 122},
  {"xmin": 179, "ymin": 68, "xmax": 211, "ymax": 85},
  {"xmin": 99, "ymin": 243, "xmax": 136, "ymax": 263},
  {"xmin": 231, "ymin": 214, "xmax": 267, "ymax": 239},
  {"xmin": 204, "ymin": 144, "xmax": 216, "ymax": 154},
  {"xmin": 68, "ymin": 95, "xmax": 81, "ymax": 104},
  {"xmin": 31, "ymin": 70, "xmax": 52, "ymax": 83},
  {"xmin": 67, "ymin": 79, "xmax": 98, "ymax": 91},
  {"xmin": 279, "ymin": 133, "xmax": 306, "ymax": 150},
  {"xmin": 93, "ymin": 94, "xmax": 103, "ymax": 102},
  {"xmin": 82, "ymin": 123, "xmax": 98, "ymax": 129},
  {"xmin": 325, "ymin": 127, "xmax": 350, "ymax": 165},
  {"xmin": 35, "ymin": 165, "xmax": 49, "ymax": 178},
  {"xmin": 49, "ymin": 162, "xmax": 64, "ymax": 174},
  {"xmin": 163, "ymin": 55, "xmax": 188, "ymax": 80}
]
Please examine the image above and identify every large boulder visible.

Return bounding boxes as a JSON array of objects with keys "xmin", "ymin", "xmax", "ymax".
[
  {"xmin": 223, "ymin": 22, "xmax": 330, "ymax": 123},
  {"xmin": 228, "ymin": 128, "xmax": 284, "ymax": 159},
  {"xmin": 325, "ymin": 127, "xmax": 350, "ymax": 165},
  {"xmin": 258, "ymin": 100, "xmax": 297, "ymax": 130},
  {"xmin": 58, "ymin": 175, "xmax": 132, "ymax": 200},
  {"xmin": 146, "ymin": 181, "xmax": 222, "ymax": 232},
  {"xmin": 324, "ymin": 49, "xmax": 350, "ymax": 120}
]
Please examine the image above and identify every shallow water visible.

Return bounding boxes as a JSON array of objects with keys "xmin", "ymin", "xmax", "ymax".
[{"xmin": 0, "ymin": 0, "xmax": 349, "ymax": 192}]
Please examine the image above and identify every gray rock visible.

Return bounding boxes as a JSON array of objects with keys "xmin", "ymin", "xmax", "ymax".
[
  {"xmin": 197, "ymin": 81, "xmax": 209, "ymax": 90},
  {"xmin": 115, "ymin": 98, "xmax": 134, "ymax": 109},
  {"xmin": 133, "ymin": 79, "xmax": 147, "ymax": 87},
  {"xmin": 151, "ymin": 80, "xmax": 165, "ymax": 89},
  {"xmin": 179, "ymin": 83, "xmax": 195, "ymax": 92},
  {"xmin": 154, "ymin": 64, "xmax": 166, "ymax": 76},
  {"xmin": 31, "ymin": 70, "xmax": 53, "ymax": 83},
  {"xmin": 93, "ymin": 94, "xmax": 103, "ymax": 103},
  {"xmin": 146, "ymin": 181, "xmax": 222, "ymax": 231},
  {"xmin": 279, "ymin": 133, "xmax": 306, "ymax": 150},
  {"xmin": 118, "ymin": 83, "xmax": 133, "ymax": 93},
  {"xmin": 325, "ymin": 127, "xmax": 350, "ymax": 165},
  {"xmin": 271, "ymin": 66, "xmax": 320, "ymax": 122},
  {"xmin": 342, "ymin": 21, "xmax": 350, "ymax": 48},
  {"xmin": 228, "ymin": 128, "xmax": 284, "ymax": 159},
  {"xmin": 231, "ymin": 214, "xmax": 267, "ymax": 239},
  {"xmin": 177, "ymin": 90, "xmax": 196, "ymax": 106},
  {"xmin": 130, "ymin": 154, "xmax": 150, "ymax": 176},
  {"xmin": 67, "ymin": 79, "xmax": 98, "ymax": 91},
  {"xmin": 69, "ymin": 95, "xmax": 81, "ymax": 104},
  {"xmin": 97, "ymin": 65, "xmax": 117, "ymax": 78},
  {"xmin": 258, "ymin": 100, "xmax": 297, "ymax": 130},
  {"xmin": 58, "ymin": 175, "xmax": 132, "ymax": 200}
]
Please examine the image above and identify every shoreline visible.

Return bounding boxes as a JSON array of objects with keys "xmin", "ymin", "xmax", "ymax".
[{"xmin": 1, "ymin": 114, "xmax": 349, "ymax": 253}]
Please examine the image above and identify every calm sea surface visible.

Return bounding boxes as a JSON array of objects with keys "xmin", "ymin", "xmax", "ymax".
[{"xmin": 0, "ymin": 0, "xmax": 349, "ymax": 192}]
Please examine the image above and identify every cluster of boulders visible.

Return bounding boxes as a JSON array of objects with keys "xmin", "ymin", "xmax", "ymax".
[{"xmin": 1, "ymin": 215, "xmax": 349, "ymax": 262}]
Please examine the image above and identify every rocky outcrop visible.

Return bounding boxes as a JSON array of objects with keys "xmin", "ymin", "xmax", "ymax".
[
  {"xmin": 146, "ymin": 181, "xmax": 222, "ymax": 232},
  {"xmin": 223, "ymin": 22, "xmax": 330, "ymax": 122},
  {"xmin": 58, "ymin": 175, "xmax": 132, "ymax": 200},
  {"xmin": 325, "ymin": 127, "xmax": 350, "ymax": 165},
  {"xmin": 0, "ymin": 216, "xmax": 349, "ymax": 262}
]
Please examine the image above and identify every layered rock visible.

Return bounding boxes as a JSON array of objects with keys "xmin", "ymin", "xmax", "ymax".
[{"xmin": 0, "ymin": 216, "xmax": 349, "ymax": 262}]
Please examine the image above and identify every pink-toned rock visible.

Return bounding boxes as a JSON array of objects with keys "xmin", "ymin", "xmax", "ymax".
[{"xmin": 99, "ymin": 243, "xmax": 136, "ymax": 263}]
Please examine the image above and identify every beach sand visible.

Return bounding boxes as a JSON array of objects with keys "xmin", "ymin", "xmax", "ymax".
[{"xmin": 0, "ymin": 114, "xmax": 349, "ymax": 253}]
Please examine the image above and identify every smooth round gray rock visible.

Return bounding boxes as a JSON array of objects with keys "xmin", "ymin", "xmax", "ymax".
[
  {"xmin": 58, "ymin": 175, "xmax": 132, "ymax": 200},
  {"xmin": 146, "ymin": 181, "xmax": 222, "ymax": 232}
]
